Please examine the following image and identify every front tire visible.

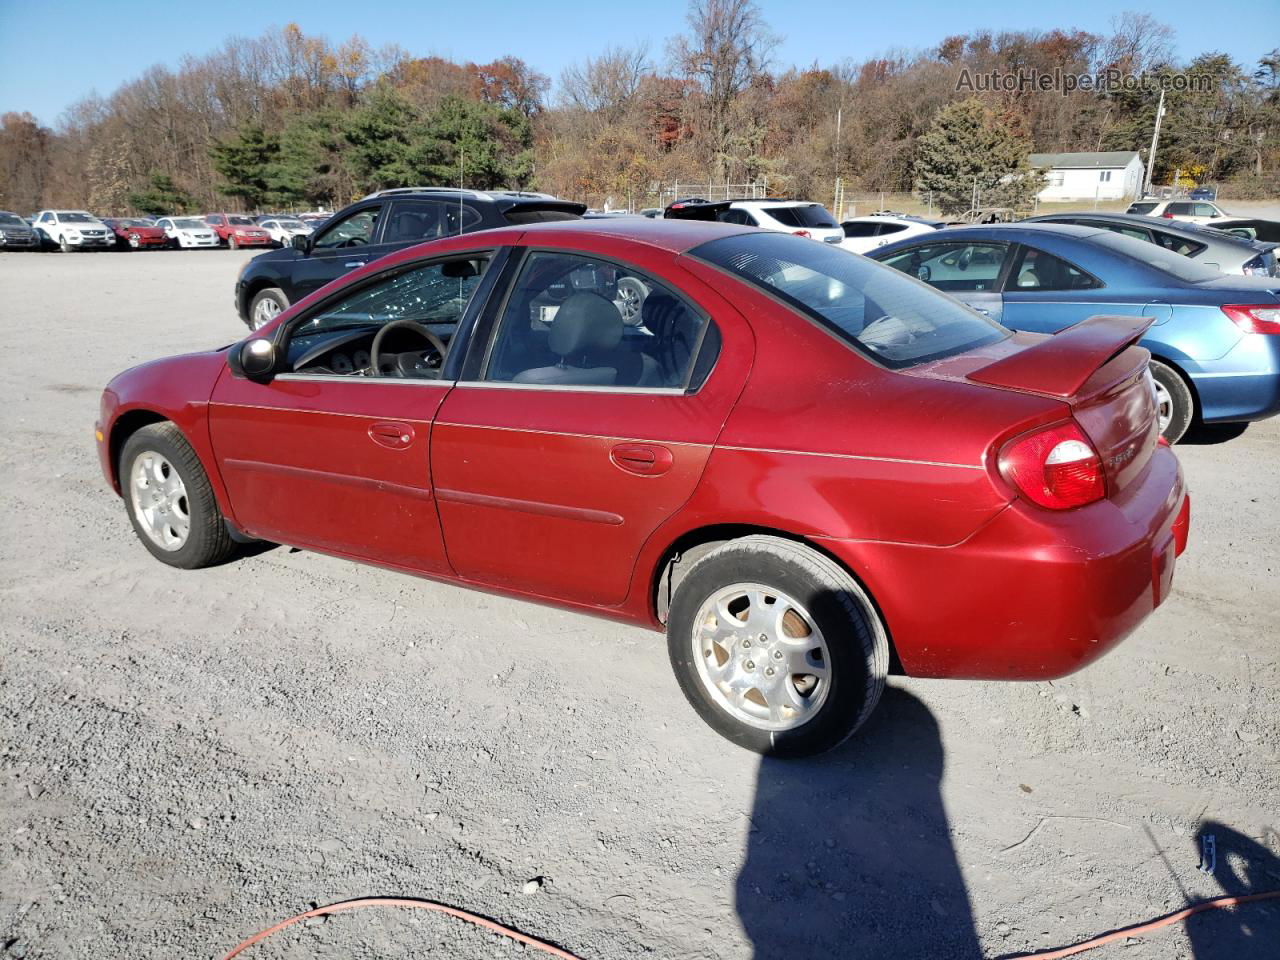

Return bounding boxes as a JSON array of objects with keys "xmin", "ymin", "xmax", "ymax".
[
  {"xmin": 229, "ymin": 235, "xmax": 238, "ymax": 250},
  {"xmin": 666, "ymin": 535, "xmax": 888, "ymax": 756},
  {"xmin": 249, "ymin": 287, "xmax": 289, "ymax": 330},
  {"xmin": 1150, "ymin": 359, "xmax": 1194, "ymax": 444},
  {"xmin": 120, "ymin": 423, "xmax": 234, "ymax": 569},
  {"xmin": 58, "ymin": 235, "xmax": 71, "ymax": 253}
]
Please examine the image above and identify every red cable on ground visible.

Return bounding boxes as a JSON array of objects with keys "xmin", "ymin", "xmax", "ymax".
[
  {"xmin": 1008, "ymin": 890, "xmax": 1280, "ymax": 959},
  {"xmin": 220, "ymin": 896, "xmax": 584, "ymax": 960}
]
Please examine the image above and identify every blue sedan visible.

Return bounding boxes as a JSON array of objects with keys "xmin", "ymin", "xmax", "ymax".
[{"xmin": 870, "ymin": 224, "xmax": 1280, "ymax": 441}]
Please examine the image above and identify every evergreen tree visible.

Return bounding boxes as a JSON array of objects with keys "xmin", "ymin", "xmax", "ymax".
[
  {"xmin": 913, "ymin": 98, "xmax": 1041, "ymax": 215},
  {"xmin": 343, "ymin": 88, "xmax": 419, "ymax": 192},
  {"xmin": 210, "ymin": 125, "xmax": 280, "ymax": 209},
  {"xmin": 128, "ymin": 173, "xmax": 195, "ymax": 215},
  {"xmin": 409, "ymin": 96, "xmax": 533, "ymax": 189},
  {"xmin": 269, "ymin": 110, "xmax": 353, "ymax": 208}
]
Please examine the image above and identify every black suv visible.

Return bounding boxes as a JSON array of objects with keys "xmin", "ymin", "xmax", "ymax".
[{"xmin": 234, "ymin": 187, "xmax": 585, "ymax": 329}]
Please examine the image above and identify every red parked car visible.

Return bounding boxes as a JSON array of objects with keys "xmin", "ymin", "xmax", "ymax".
[
  {"xmin": 102, "ymin": 218, "xmax": 168, "ymax": 250},
  {"xmin": 204, "ymin": 213, "xmax": 273, "ymax": 249},
  {"xmin": 95, "ymin": 220, "xmax": 1190, "ymax": 755}
]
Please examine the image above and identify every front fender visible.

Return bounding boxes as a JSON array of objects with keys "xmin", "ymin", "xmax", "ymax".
[{"xmin": 96, "ymin": 349, "xmax": 237, "ymax": 522}]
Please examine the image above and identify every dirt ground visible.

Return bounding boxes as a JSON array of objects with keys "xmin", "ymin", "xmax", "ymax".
[{"xmin": 1, "ymin": 246, "xmax": 1277, "ymax": 960}]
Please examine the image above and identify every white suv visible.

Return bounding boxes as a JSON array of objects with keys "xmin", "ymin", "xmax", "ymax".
[
  {"xmin": 1125, "ymin": 199, "xmax": 1231, "ymax": 224},
  {"xmin": 665, "ymin": 198, "xmax": 845, "ymax": 245},
  {"xmin": 34, "ymin": 210, "xmax": 113, "ymax": 251}
]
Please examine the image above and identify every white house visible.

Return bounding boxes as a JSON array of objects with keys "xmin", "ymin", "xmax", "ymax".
[{"xmin": 1028, "ymin": 151, "xmax": 1145, "ymax": 203}]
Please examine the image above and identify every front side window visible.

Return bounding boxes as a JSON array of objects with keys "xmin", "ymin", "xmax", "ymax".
[
  {"xmin": 1167, "ymin": 202, "xmax": 1194, "ymax": 216},
  {"xmin": 719, "ymin": 208, "xmax": 756, "ymax": 226},
  {"xmin": 206, "ymin": 215, "xmax": 224, "ymax": 225},
  {"xmin": 381, "ymin": 200, "xmax": 482, "ymax": 244},
  {"xmin": 484, "ymin": 251, "xmax": 714, "ymax": 389},
  {"xmin": 879, "ymin": 241, "xmax": 1010, "ymax": 292},
  {"xmin": 313, "ymin": 206, "xmax": 380, "ymax": 250},
  {"xmin": 1193, "ymin": 203, "xmax": 1219, "ymax": 218},
  {"xmin": 1007, "ymin": 247, "xmax": 1098, "ymax": 291},
  {"xmin": 699, "ymin": 232, "xmax": 1007, "ymax": 370}
]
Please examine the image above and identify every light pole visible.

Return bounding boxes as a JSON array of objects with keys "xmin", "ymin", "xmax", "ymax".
[{"xmin": 1143, "ymin": 88, "xmax": 1166, "ymax": 198}]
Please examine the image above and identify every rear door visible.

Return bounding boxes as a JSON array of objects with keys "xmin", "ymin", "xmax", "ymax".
[
  {"xmin": 431, "ymin": 244, "xmax": 749, "ymax": 606},
  {"xmin": 878, "ymin": 240, "xmax": 1012, "ymax": 322}
]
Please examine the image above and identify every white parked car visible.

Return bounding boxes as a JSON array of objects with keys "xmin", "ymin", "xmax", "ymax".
[
  {"xmin": 156, "ymin": 217, "xmax": 218, "ymax": 249},
  {"xmin": 34, "ymin": 210, "xmax": 113, "ymax": 251},
  {"xmin": 664, "ymin": 198, "xmax": 845, "ymax": 245},
  {"xmin": 256, "ymin": 216, "xmax": 314, "ymax": 247},
  {"xmin": 838, "ymin": 214, "xmax": 946, "ymax": 254},
  {"xmin": 1125, "ymin": 199, "xmax": 1231, "ymax": 224}
]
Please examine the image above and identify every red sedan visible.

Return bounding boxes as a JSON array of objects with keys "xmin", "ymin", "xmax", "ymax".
[
  {"xmin": 103, "ymin": 218, "xmax": 168, "ymax": 250},
  {"xmin": 95, "ymin": 220, "xmax": 1190, "ymax": 755}
]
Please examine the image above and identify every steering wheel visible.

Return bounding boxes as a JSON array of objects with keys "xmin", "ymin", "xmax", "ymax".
[{"xmin": 370, "ymin": 319, "xmax": 448, "ymax": 378}]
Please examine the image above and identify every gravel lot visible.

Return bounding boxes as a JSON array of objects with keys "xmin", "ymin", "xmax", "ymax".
[{"xmin": 1, "ymin": 248, "xmax": 1277, "ymax": 960}]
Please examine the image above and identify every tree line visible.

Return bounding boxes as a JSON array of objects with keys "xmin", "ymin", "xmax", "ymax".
[{"xmin": 1, "ymin": 4, "xmax": 1276, "ymax": 217}]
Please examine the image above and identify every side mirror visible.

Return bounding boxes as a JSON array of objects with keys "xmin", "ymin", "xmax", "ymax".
[
  {"xmin": 228, "ymin": 338, "xmax": 277, "ymax": 382},
  {"xmin": 292, "ymin": 233, "xmax": 310, "ymax": 252}
]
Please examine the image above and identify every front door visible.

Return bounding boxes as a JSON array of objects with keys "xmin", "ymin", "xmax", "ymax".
[
  {"xmin": 290, "ymin": 203, "xmax": 395, "ymax": 302},
  {"xmin": 208, "ymin": 253, "xmax": 490, "ymax": 572},
  {"xmin": 878, "ymin": 240, "xmax": 1012, "ymax": 323},
  {"xmin": 432, "ymin": 248, "xmax": 746, "ymax": 606}
]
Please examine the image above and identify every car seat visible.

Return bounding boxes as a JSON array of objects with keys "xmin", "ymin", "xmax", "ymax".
[{"xmin": 513, "ymin": 292, "xmax": 623, "ymax": 385}]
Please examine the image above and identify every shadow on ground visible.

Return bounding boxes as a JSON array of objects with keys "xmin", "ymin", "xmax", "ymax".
[
  {"xmin": 1188, "ymin": 822, "xmax": 1280, "ymax": 959},
  {"xmin": 736, "ymin": 687, "xmax": 980, "ymax": 958},
  {"xmin": 1180, "ymin": 422, "xmax": 1249, "ymax": 445}
]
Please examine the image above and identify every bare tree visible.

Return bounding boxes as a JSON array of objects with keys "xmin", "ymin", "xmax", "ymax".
[{"xmin": 560, "ymin": 44, "xmax": 652, "ymax": 118}]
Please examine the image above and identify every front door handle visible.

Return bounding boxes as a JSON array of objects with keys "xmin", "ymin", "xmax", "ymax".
[
  {"xmin": 344, "ymin": 260, "xmax": 367, "ymax": 269},
  {"xmin": 369, "ymin": 421, "xmax": 414, "ymax": 450},
  {"xmin": 610, "ymin": 443, "xmax": 673, "ymax": 477}
]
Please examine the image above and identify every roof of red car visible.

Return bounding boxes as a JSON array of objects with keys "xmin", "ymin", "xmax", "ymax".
[{"xmin": 515, "ymin": 216, "xmax": 753, "ymax": 253}]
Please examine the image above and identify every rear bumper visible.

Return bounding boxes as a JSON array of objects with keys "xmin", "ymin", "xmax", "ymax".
[
  {"xmin": 1191, "ymin": 334, "xmax": 1280, "ymax": 423},
  {"xmin": 819, "ymin": 446, "xmax": 1188, "ymax": 680}
]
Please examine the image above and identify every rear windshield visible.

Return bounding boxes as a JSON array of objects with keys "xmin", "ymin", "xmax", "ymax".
[
  {"xmin": 764, "ymin": 204, "xmax": 838, "ymax": 229},
  {"xmin": 694, "ymin": 232, "xmax": 1008, "ymax": 369},
  {"xmin": 1087, "ymin": 231, "xmax": 1224, "ymax": 283},
  {"xmin": 504, "ymin": 209, "xmax": 581, "ymax": 225},
  {"xmin": 1127, "ymin": 202, "xmax": 1158, "ymax": 215}
]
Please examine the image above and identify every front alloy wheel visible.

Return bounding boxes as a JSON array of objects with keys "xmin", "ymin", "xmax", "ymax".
[{"xmin": 129, "ymin": 451, "xmax": 190, "ymax": 551}]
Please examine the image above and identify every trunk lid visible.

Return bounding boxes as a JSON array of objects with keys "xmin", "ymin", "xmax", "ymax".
[{"xmin": 914, "ymin": 314, "xmax": 1160, "ymax": 493}]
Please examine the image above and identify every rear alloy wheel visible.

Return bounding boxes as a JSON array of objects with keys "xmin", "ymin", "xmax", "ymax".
[
  {"xmin": 667, "ymin": 535, "xmax": 888, "ymax": 756},
  {"xmin": 120, "ymin": 422, "xmax": 234, "ymax": 569},
  {"xmin": 249, "ymin": 288, "xmax": 289, "ymax": 330},
  {"xmin": 1150, "ymin": 359, "xmax": 1194, "ymax": 443}
]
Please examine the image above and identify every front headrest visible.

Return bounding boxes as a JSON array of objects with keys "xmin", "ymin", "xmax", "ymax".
[{"xmin": 549, "ymin": 292, "xmax": 622, "ymax": 356}]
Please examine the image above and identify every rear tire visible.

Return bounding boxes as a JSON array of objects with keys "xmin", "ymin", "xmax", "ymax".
[
  {"xmin": 120, "ymin": 423, "xmax": 235, "ymax": 569},
  {"xmin": 1150, "ymin": 359, "xmax": 1194, "ymax": 444},
  {"xmin": 666, "ymin": 535, "xmax": 888, "ymax": 756}
]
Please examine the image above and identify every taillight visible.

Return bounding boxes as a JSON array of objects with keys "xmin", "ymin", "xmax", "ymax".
[
  {"xmin": 793, "ymin": 229, "xmax": 811, "ymax": 238},
  {"xmin": 1222, "ymin": 304, "xmax": 1280, "ymax": 334},
  {"xmin": 998, "ymin": 421, "xmax": 1106, "ymax": 510},
  {"xmin": 1162, "ymin": 212, "xmax": 1174, "ymax": 218}
]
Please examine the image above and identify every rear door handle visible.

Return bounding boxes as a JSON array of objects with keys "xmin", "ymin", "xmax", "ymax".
[
  {"xmin": 369, "ymin": 421, "xmax": 414, "ymax": 450},
  {"xmin": 610, "ymin": 443, "xmax": 673, "ymax": 477},
  {"xmin": 344, "ymin": 260, "xmax": 367, "ymax": 269}
]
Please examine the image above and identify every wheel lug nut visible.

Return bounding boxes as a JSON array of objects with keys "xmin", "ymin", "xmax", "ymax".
[
  {"xmin": 773, "ymin": 651, "xmax": 783, "ymax": 660},
  {"xmin": 744, "ymin": 660, "xmax": 755, "ymax": 670},
  {"xmin": 758, "ymin": 634, "xmax": 768, "ymax": 642},
  {"xmin": 742, "ymin": 640, "xmax": 750, "ymax": 648},
  {"xmin": 765, "ymin": 667, "xmax": 775, "ymax": 676}
]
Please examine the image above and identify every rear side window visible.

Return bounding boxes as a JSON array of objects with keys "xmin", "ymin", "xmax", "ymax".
[
  {"xmin": 1127, "ymin": 203, "xmax": 1157, "ymax": 215},
  {"xmin": 503, "ymin": 208, "xmax": 581, "ymax": 225},
  {"xmin": 1007, "ymin": 247, "xmax": 1099, "ymax": 291},
  {"xmin": 1167, "ymin": 202, "xmax": 1194, "ymax": 215},
  {"xmin": 484, "ymin": 251, "xmax": 714, "ymax": 390},
  {"xmin": 1151, "ymin": 231, "xmax": 1206, "ymax": 257},
  {"xmin": 1089, "ymin": 232, "xmax": 1224, "ymax": 282},
  {"xmin": 877, "ymin": 223, "xmax": 908, "ymax": 235},
  {"xmin": 842, "ymin": 222, "xmax": 878, "ymax": 238},
  {"xmin": 765, "ymin": 205, "xmax": 838, "ymax": 229},
  {"xmin": 383, "ymin": 200, "xmax": 481, "ymax": 243},
  {"xmin": 880, "ymin": 242, "xmax": 1010, "ymax": 293},
  {"xmin": 696, "ymin": 232, "xmax": 1007, "ymax": 370},
  {"xmin": 719, "ymin": 208, "xmax": 757, "ymax": 226}
]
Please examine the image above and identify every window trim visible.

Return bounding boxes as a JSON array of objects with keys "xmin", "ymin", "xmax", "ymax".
[
  {"xmin": 263, "ymin": 246, "xmax": 501, "ymax": 384},
  {"xmin": 1001, "ymin": 243, "xmax": 1103, "ymax": 293},
  {"xmin": 467, "ymin": 245, "xmax": 719, "ymax": 396}
]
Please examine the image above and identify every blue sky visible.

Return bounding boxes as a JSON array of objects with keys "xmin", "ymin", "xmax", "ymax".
[{"xmin": 1, "ymin": 0, "xmax": 1273, "ymax": 124}]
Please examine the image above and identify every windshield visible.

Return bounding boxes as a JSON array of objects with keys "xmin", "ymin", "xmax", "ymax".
[
  {"xmin": 173, "ymin": 218, "xmax": 204, "ymax": 229},
  {"xmin": 694, "ymin": 232, "xmax": 1008, "ymax": 369},
  {"xmin": 120, "ymin": 219, "xmax": 151, "ymax": 227},
  {"xmin": 228, "ymin": 216, "xmax": 255, "ymax": 225},
  {"xmin": 277, "ymin": 219, "xmax": 306, "ymax": 229},
  {"xmin": 61, "ymin": 212, "xmax": 95, "ymax": 223},
  {"xmin": 765, "ymin": 204, "xmax": 838, "ymax": 229},
  {"xmin": 0, "ymin": 214, "xmax": 24, "ymax": 226},
  {"xmin": 1087, "ymin": 231, "xmax": 1225, "ymax": 283}
]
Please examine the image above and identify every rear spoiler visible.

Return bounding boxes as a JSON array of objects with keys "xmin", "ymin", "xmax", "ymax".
[
  {"xmin": 967, "ymin": 314, "xmax": 1155, "ymax": 399},
  {"xmin": 503, "ymin": 199, "xmax": 587, "ymax": 217}
]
